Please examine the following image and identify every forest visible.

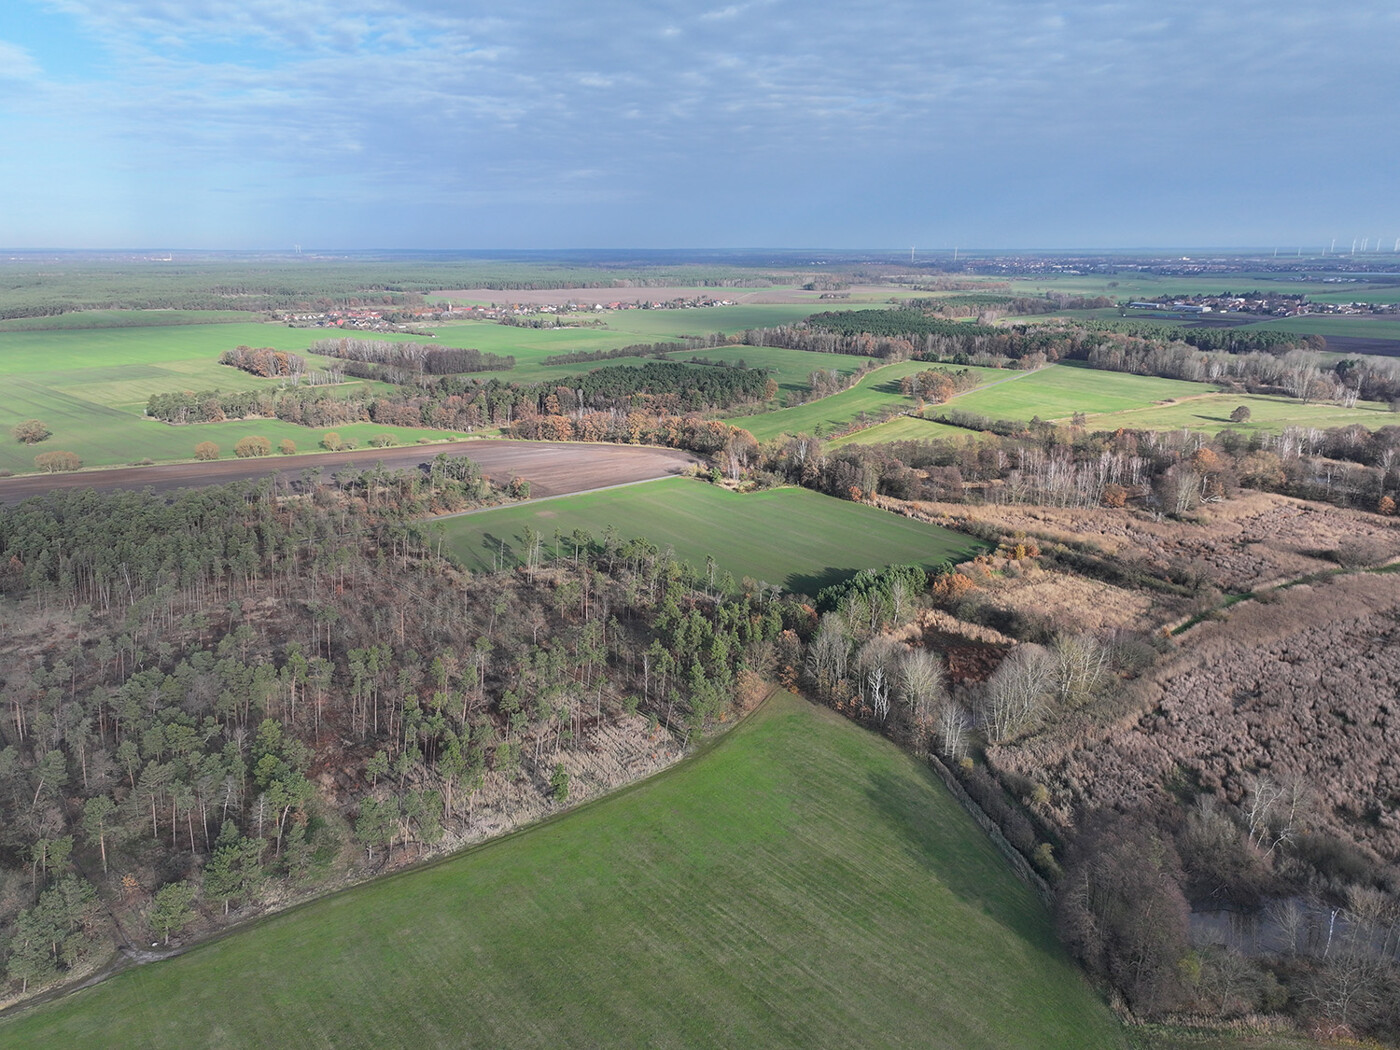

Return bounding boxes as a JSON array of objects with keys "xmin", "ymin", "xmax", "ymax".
[{"xmin": 0, "ymin": 468, "xmax": 792, "ymax": 1001}]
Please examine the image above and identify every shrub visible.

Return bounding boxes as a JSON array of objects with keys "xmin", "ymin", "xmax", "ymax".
[
  {"xmin": 34, "ymin": 450, "xmax": 81, "ymax": 472},
  {"xmin": 233, "ymin": 435, "xmax": 272, "ymax": 458},
  {"xmin": 1229, "ymin": 405, "xmax": 1252, "ymax": 423},
  {"xmin": 368, "ymin": 433, "xmax": 396, "ymax": 448},
  {"xmin": 11, "ymin": 419, "xmax": 50, "ymax": 444},
  {"xmin": 279, "ymin": 439, "xmax": 297, "ymax": 455},
  {"xmin": 321, "ymin": 432, "xmax": 343, "ymax": 451},
  {"xmin": 194, "ymin": 441, "xmax": 220, "ymax": 461}
]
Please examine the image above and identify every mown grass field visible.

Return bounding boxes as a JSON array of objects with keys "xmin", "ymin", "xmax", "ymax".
[
  {"xmin": 0, "ymin": 692, "xmax": 1122, "ymax": 1050},
  {"xmin": 723, "ymin": 362, "xmax": 1007, "ymax": 442},
  {"xmin": 438, "ymin": 478, "xmax": 985, "ymax": 594}
]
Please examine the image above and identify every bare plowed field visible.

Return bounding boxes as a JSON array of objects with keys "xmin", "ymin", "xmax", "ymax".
[{"xmin": 0, "ymin": 441, "xmax": 698, "ymax": 506}]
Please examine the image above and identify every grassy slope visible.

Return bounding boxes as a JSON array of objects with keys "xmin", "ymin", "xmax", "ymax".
[
  {"xmin": 0, "ymin": 693, "xmax": 1123, "ymax": 1050},
  {"xmin": 438, "ymin": 478, "xmax": 986, "ymax": 595}
]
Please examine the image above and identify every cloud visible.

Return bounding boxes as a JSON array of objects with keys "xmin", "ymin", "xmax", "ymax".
[
  {"xmin": 0, "ymin": 40, "xmax": 42, "ymax": 79},
  {"xmin": 8, "ymin": 0, "xmax": 1400, "ymax": 247}
]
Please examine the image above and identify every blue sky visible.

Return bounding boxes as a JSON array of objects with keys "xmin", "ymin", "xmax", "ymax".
[{"xmin": 2, "ymin": 1, "xmax": 1397, "ymax": 250}]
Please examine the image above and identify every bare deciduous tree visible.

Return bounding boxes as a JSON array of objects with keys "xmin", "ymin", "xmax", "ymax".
[{"xmin": 978, "ymin": 644, "xmax": 1054, "ymax": 742}]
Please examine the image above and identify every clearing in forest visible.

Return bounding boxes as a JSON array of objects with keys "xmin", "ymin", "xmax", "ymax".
[
  {"xmin": 0, "ymin": 692, "xmax": 1123, "ymax": 1050},
  {"xmin": 436, "ymin": 477, "xmax": 986, "ymax": 595}
]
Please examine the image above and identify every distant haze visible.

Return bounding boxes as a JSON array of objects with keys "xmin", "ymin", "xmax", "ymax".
[{"xmin": 2, "ymin": 2, "xmax": 1397, "ymax": 251}]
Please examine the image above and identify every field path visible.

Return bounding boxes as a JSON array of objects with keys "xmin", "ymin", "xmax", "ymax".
[{"xmin": 0, "ymin": 440, "xmax": 699, "ymax": 507}]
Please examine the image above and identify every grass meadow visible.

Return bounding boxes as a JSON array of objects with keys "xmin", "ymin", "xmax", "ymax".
[
  {"xmin": 0, "ymin": 321, "xmax": 466, "ymax": 473},
  {"xmin": 1243, "ymin": 315, "xmax": 1400, "ymax": 340},
  {"xmin": 829, "ymin": 415, "xmax": 981, "ymax": 446},
  {"xmin": 723, "ymin": 362, "xmax": 1007, "ymax": 442},
  {"xmin": 437, "ymin": 478, "xmax": 985, "ymax": 594},
  {"xmin": 947, "ymin": 363, "xmax": 1212, "ymax": 420},
  {"xmin": 0, "ymin": 692, "xmax": 1123, "ymax": 1050},
  {"xmin": 0, "ymin": 309, "xmax": 825, "ymax": 473},
  {"xmin": 1088, "ymin": 392, "xmax": 1394, "ymax": 434}
]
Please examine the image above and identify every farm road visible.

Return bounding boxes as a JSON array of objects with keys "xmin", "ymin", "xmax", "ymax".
[{"xmin": 0, "ymin": 441, "xmax": 700, "ymax": 507}]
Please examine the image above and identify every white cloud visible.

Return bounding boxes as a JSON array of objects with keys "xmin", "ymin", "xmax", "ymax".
[{"xmin": 0, "ymin": 40, "xmax": 42, "ymax": 79}]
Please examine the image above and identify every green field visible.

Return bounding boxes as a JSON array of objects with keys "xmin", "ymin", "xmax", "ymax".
[
  {"xmin": 0, "ymin": 321, "xmax": 470, "ymax": 472},
  {"xmin": 946, "ymin": 363, "xmax": 1215, "ymax": 421},
  {"xmin": 1089, "ymin": 392, "xmax": 1393, "ymax": 434},
  {"xmin": 829, "ymin": 415, "xmax": 982, "ymax": 446},
  {"xmin": 677, "ymin": 344, "xmax": 874, "ymax": 398},
  {"xmin": 0, "ymin": 306, "xmax": 853, "ymax": 473},
  {"xmin": 430, "ymin": 304, "xmax": 830, "ymax": 382},
  {"xmin": 1243, "ymin": 314, "xmax": 1400, "ymax": 340},
  {"xmin": 438, "ymin": 478, "xmax": 985, "ymax": 594},
  {"xmin": 724, "ymin": 362, "xmax": 1007, "ymax": 442},
  {"xmin": 0, "ymin": 309, "xmax": 254, "ymax": 332},
  {"xmin": 0, "ymin": 692, "xmax": 1122, "ymax": 1050}
]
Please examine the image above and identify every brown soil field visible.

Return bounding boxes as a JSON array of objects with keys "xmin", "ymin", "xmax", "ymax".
[{"xmin": 0, "ymin": 441, "xmax": 699, "ymax": 507}]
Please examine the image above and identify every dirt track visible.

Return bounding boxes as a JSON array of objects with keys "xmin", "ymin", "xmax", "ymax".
[{"xmin": 0, "ymin": 441, "xmax": 700, "ymax": 507}]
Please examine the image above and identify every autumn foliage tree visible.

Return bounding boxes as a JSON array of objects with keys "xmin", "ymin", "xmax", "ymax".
[
  {"xmin": 33, "ymin": 450, "xmax": 81, "ymax": 472},
  {"xmin": 11, "ymin": 419, "xmax": 50, "ymax": 444},
  {"xmin": 234, "ymin": 435, "xmax": 272, "ymax": 458},
  {"xmin": 194, "ymin": 441, "xmax": 220, "ymax": 461}
]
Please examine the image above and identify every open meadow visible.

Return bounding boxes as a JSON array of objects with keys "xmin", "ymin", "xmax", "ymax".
[
  {"xmin": 829, "ymin": 415, "xmax": 981, "ymax": 446},
  {"xmin": 723, "ymin": 362, "xmax": 1006, "ymax": 442},
  {"xmin": 947, "ymin": 362, "xmax": 1213, "ymax": 420},
  {"xmin": 0, "ymin": 305, "xmax": 845, "ymax": 472},
  {"xmin": 437, "ymin": 478, "xmax": 985, "ymax": 595},
  {"xmin": 0, "ymin": 692, "xmax": 1122, "ymax": 1050}
]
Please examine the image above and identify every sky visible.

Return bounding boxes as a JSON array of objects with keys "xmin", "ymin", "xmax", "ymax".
[{"xmin": 1, "ymin": 1, "xmax": 1398, "ymax": 251}]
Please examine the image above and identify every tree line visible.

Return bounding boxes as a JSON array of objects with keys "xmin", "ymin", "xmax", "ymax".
[{"xmin": 307, "ymin": 338, "xmax": 514, "ymax": 377}]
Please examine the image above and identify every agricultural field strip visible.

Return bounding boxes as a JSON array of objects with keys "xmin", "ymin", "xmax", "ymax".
[
  {"xmin": 0, "ymin": 693, "xmax": 1120, "ymax": 1049},
  {"xmin": 0, "ymin": 441, "xmax": 697, "ymax": 508}
]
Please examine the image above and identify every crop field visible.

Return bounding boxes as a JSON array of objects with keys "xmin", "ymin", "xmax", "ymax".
[
  {"xmin": 1087, "ymin": 392, "xmax": 1394, "ymax": 434},
  {"xmin": 0, "ymin": 692, "xmax": 1121, "ymax": 1050},
  {"xmin": 0, "ymin": 304, "xmax": 857, "ymax": 473},
  {"xmin": 829, "ymin": 415, "xmax": 980, "ymax": 447},
  {"xmin": 1003, "ymin": 274, "xmax": 1328, "ymax": 300},
  {"xmin": 724, "ymin": 362, "xmax": 1007, "ymax": 442},
  {"xmin": 0, "ymin": 309, "xmax": 253, "ymax": 332},
  {"xmin": 0, "ymin": 324, "xmax": 470, "ymax": 473},
  {"xmin": 947, "ymin": 363, "xmax": 1215, "ymax": 421},
  {"xmin": 675, "ymin": 345, "xmax": 874, "ymax": 398},
  {"xmin": 1242, "ymin": 315, "xmax": 1400, "ymax": 340},
  {"xmin": 438, "ymin": 478, "xmax": 985, "ymax": 594}
]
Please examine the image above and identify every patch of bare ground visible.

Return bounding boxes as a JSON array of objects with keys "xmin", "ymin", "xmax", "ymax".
[
  {"xmin": 992, "ymin": 572, "xmax": 1400, "ymax": 861},
  {"xmin": 882, "ymin": 490, "xmax": 1400, "ymax": 601},
  {"xmin": 988, "ymin": 564, "xmax": 1155, "ymax": 633},
  {"xmin": 391, "ymin": 715, "xmax": 684, "ymax": 862}
]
